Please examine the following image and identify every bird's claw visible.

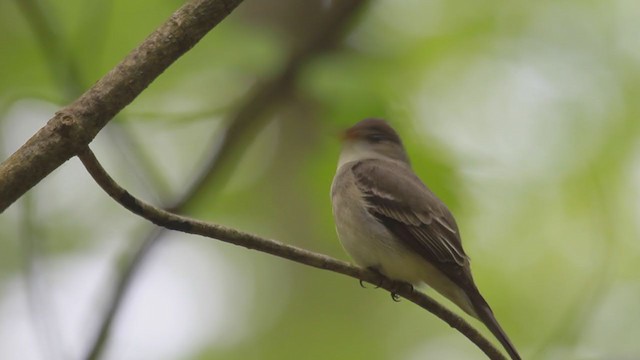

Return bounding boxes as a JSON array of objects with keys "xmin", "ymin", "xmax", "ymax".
[
  {"xmin": 389, "ymin": 282, "xmax": 413, "ymax": 302},
  {"xmin": 359, "ymin": 278, "xmax": 382, "ymax": 289},
  {"xmin": 358, "ymin": 266, "xmax": 384, "ymax": 288},
  {"xmin": 358, "ymin": 267, "xmax": 413, "ymax": 302}
]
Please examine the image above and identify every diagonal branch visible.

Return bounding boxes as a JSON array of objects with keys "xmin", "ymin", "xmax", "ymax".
[
  {"xmin": 78, "ymin": 147, "xmax": 507, "ymax": 360},
  {"xmin": 0, "ymin": 0, "xmax": 244, "ymax": 212}
]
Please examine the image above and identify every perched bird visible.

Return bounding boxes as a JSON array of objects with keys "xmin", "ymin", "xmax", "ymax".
[{"xmin": 330, "ymin": 119, "xmax": 520, "ymax": 360}]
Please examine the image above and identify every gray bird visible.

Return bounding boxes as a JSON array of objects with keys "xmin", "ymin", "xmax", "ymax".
[{"xmin": 331, "ymin": 118, "xmax": 520, "ymax": 360}]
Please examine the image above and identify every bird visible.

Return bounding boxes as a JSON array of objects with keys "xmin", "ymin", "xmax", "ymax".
[{"xmin": 330, "ymin": 118, "xmax": 521, "ymax": 360}]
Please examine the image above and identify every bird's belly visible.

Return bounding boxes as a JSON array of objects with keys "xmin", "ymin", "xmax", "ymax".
[{"xmin": 332, "ymin": 194, "xmax": 425, "ymax": 284}]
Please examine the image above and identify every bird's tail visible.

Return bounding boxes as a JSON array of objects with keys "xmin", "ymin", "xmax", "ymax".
[{"xmin": 466, "ymin": 286, "xmax": 521, "ymax": 360}]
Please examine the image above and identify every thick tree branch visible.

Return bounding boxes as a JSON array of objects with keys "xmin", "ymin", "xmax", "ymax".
[
  {"xmin": 78, "ymin": 147, "xmax": 507, "ymax": 360},
  {"xmin": 0, "ymin": 0, "xmax": 244, "ymax": 212}
]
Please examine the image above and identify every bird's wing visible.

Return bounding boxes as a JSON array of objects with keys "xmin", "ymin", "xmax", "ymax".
[
  {"xmin": 351, "ymin": 159, "xmax": 467, "ymax": 266},
  {"xmin": 351, "ymin": 160, "xmax": 521, "ymax": 360}
]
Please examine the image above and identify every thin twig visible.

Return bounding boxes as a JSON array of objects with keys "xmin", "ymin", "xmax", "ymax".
[
  {"xmin": 83, "ymin": 2, "xmax": 372, "ymax": 359},
  {"xmin": 78, "ymin": 147, "xmax": 507, "ymax": 360},
  {"xmin": 14, "ymin": 2, "xmax": 180, "ymax": 358}
]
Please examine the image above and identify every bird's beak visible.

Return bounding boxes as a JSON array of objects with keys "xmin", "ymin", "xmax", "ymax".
[
  {"xmin": 340, "ymin": 127, "xmax": 358, "ymax": 142},
  {"xmin": 338, "ymin": 129, "xmax": 348, "ymax": 142}
]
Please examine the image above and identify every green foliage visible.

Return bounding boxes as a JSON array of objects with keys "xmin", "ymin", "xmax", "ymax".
[{"xmin": 1, "ymin": 0, "xmax": 640, "ymax": 359}]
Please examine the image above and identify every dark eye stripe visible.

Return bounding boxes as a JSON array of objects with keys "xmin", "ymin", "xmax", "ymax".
[{"xmin": 367, "ymin": 133, "xmax": 386, "ymax": 142}]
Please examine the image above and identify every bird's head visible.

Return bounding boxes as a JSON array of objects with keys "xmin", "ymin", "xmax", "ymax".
[{"xmin": 338, "ymin": 118, "xmax": 410, "ymax": 167}]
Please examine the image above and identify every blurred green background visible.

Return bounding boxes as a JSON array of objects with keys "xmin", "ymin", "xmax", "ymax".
[{"xmin": 1, "ymin": 0, "xmax": 639, "ymax": 359}]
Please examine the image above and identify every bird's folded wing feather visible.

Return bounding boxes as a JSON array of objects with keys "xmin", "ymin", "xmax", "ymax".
[{"xmin": 351, "ymin": 159, "xmax": 467, "ymax": 266}]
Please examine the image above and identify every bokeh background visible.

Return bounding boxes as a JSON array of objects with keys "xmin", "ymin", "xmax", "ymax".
[{"xmin": 1, "ymin": 0, "xmax": 640, "ymax": 359}]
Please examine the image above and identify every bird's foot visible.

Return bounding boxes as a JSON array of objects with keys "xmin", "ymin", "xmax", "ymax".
[
  {"xmin": 359, "ymin": 266, "xmax": 384, "ymax": 288},
  {"xmin": 389, "ymin": 282, "xmax": 414, "ymax": 302},
  {"xmin": 358, "ymin": 267, "xmax": 413, "ymax": 302}
]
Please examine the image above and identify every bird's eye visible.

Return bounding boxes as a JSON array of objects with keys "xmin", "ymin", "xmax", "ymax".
[{"xmin": 367, "ymin": 134, "xmax": 386, "ymax": 143}]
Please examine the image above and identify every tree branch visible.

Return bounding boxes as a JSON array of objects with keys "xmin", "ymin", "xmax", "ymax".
[
  {"xmin": 83, "ymin": 2, "xmax": 372, "ymax": 359},
  {"xmin": 78, "ymin": 147, "xmax": 507, "ymax": 360},
  {"xmin": 0, "ymin": 0, "xmax": 244, "ymax": 212}
]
